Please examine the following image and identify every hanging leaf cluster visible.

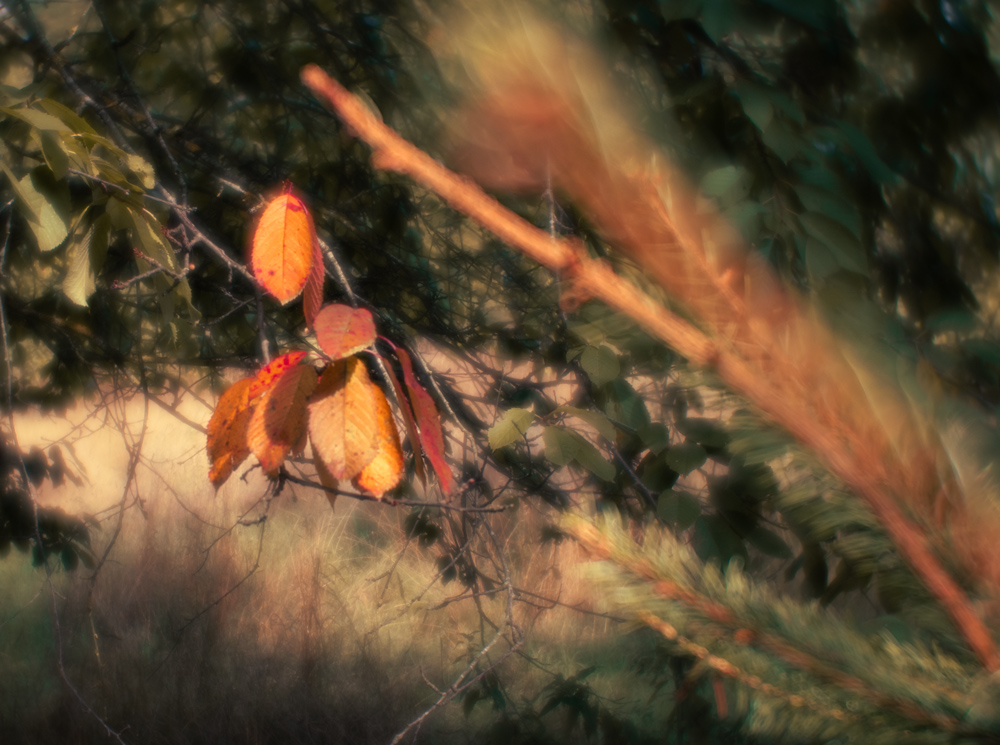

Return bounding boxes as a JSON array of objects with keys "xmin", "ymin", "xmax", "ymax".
[{"xmin": 207, "ymin": 191, "xmax": 452, "ymax": 502}]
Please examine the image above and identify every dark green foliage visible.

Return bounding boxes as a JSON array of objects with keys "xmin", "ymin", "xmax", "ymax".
[
  {"xmin": 0, "ymin": 436, "xmax": 92, "ymax": 570},
  {"xmin": 3, "ymin": 0, "xmax": 1000, "ymax": 742}
]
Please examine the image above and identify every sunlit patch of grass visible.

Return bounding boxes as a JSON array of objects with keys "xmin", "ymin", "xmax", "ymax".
[{"xmin": 2, "ymin": 401, "xmax": 670, "ymax": 743}]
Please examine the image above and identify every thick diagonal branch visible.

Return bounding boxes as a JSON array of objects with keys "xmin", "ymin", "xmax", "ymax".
[{"xmin": 299, "ymin": 65, "xmax": 998, "ymax": 672}]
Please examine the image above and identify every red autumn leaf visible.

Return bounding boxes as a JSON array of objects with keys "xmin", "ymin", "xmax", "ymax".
[
  {"xmin": 314, "ymin": 449, "xmax": 339, "ymax": 512},
  {"xmin": 353, "ymin": 384, "xmax": 405, "ymax": 498},
  {"xmin": 309, "ymin": 358, "xmax": 379, "ymax": 481},
  {"xmin": 207, "ymin": 377, "xmax": 255, "ymax": 488},
  {"xmin": 247, "ymin": 363, "xmax": 318, "ymax": 476},
  {"xmin": 303, "ymin": 236, "xmax": 324, "ymax": 329},
  {"xmin": 314, "ymin": 304, "xmax": 376, "ymax": 360},
  {"xmin": 377, "ymin": 350, "xmax": 425, "ymax": 484},
  {"xmin": 248, "ymin": 351, "xmax": 307, "ymax": 400},
  {"xmin": 250, "ymin": 192, "xmax": 316, "ymax": 305},
  {"xmin": 396, "ymin": 348, "xmax": 453, "ymax": 493}
]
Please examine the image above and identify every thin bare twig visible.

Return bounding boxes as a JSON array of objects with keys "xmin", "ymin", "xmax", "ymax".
[
  {"xmin": 280, "ymin": 471, "xmax": 509, "ymax": 512},
  {"xmin": 388, "ymin": 516, "xmax": 523, "ymax": 745}
]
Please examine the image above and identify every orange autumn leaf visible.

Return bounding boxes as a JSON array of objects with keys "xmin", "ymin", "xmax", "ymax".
[
  {"xmin": 207, "ymin": 377, "xmax": 255, "ymax": 488},
  {"xmin": 314, "ymin": 448, "xmax": 339, "ymax": 512},
  {"xmin": 314, "ymin": 304, "xmax": 376, "ymax": 360},
  {"xmin": 354, "ymin": 384, "xmax": 405, "ymax": 498},
  {"xmin": 248, "ymin": 351, "xmax": 307, "ymax": 400},
  {"xmin": 378, "ymin": 350, "xmax": 425, "ymax": 484},
  {"xmin": 303, "ymin": 236, "xmax": 325, "ymax": 329},
  {"xmin": 250, "ymin": 192, "xmax": 316, "ymax": 305},
  {"xmin": 248, "ymin": 363, "xmax": 318, "ymax": 475},
  {"xmin": 396, "ymin": 348, "xmax": 453, "ymax": 493},
  {"xmin": 308, "ymin": 358, "xmax": 379, "ymax": 481}
]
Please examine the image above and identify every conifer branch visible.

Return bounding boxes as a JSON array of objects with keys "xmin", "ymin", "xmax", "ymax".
[
  {"xmin": 635, "ymin": 610, "xmax": 857, "ymax": 728},
  {"xmin": 563, "ymin": 516, "xmax": 975, "ymax": 732},
  {"xmin": 300, "ymin": 63, "xmax": 999, "ymax": 672}
]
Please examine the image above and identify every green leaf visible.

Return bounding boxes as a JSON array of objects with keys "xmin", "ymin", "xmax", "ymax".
[
  {"xmin": 127, "ymin": 207, "xmax": 197, "ymax": 318},
  {"xmin": 63, "ymin": 225, "xmax": 93, "ymax": 307},
  {"xmin": 0, "ymin": 162, "xmax": 35, "ymax": 217},
  {"xmin": 799, "ymin": 211, "xmax": 867, "ymax": 276},
  {"xmin": 701, "ymin": 0, "xmax": 735, "ymax": 41},
  {"xmin": 0, "ymin": 106, "xmax": 70, "ymax": 132},
  {"xmin": 657, "ymin": 490, "xmax": 700, "ymax": 529},
  {"xmin": 571, "ymin": 437, "xmax": 615, "ymax": 481},
  {"xmin": 794, "ymin": 184, "xmax": 862, "ymax": 239},
  {"xmin": 553, "ymin": 405, "xmax": 616, "ymax": 441},
  {"xmin": 128, "ymin": 209, "xmax": 182, "ymax": 274},
  {"xmin": 104, "ymin": 196, "xmax": 133, "ymax": 229},
  {"xmin": 92, "ymin": 155, "xmax": 141, "ymax": 191},
  {"xmin": 804, "ymin": 236, "xmax": 841, "ymax": 280},
  {"xmin": 746, "ymin": 525, "xmax": 793, "ymax": 558},
  {"xmin": 734, "ymin": 82, "xmax": 773, "ymax": 131},
  {"xmin": 580, "ymin": 344, "xmax": 620, "ymax": 387},
  {"xmin": 488, "ymin": 408, "xmax": 535, "ymax": 450},
  {"xmin": 64, "ymin": 214, "xmax": 108, "ymax": 307},
  {"xmin": 761, "ymin": 118, "xmax": 807, "ymax": 163},
  {"xmin": 700, "ymin": 165, "xmax": 745, "ymax": 201},
  {"xmin": 40, "ymin": 131, "xmax": 69, "ymax": 180},
  {"xmin": 637, "ymin": 422, "xmax": 670, "ymax": 454},
  {"xmin": 542, "ymin": 426, "xmax": 580, "ymax": 466},
  {"xmin": 0, "ymin": 85, "xmax": 26, "ymax": 109},
  {"xmin": 542, "ymin": 427, "xmax": 614, "ymax": 480},
  {"xmin": 126, "ymin": 154, "xmax": 156, "ymax": 189},
  {"xmin": 836, "ymin": 122, "xmax": 899, "ymax": 185},
  {"xmin": 1, "ymin": 166, "xmax": 70, "ymax": 252},
  {"xmin": 602, "ymin": 379, "xmax": 650, "ymax": 432},
  {"xmin": 638, "ymin": 453, "xmax": 680, "ymax": 491},
  {"xmin": 60, "ymin": 137, "xmax": 93, "ymax": 174},
  {"xmin": 665, "ymin": 441, "xmax": 707, "ymax": 474},
  {"xmin": 38, "ymin": 99, "xmax": 97, "ymax": 135},
  {"xmin": 677, "ymin": 417, "xmax": 728, "ymax": 448},
  {"xmin": 793, "ymin": 164, "xmax": 841, "ymax": 192}
]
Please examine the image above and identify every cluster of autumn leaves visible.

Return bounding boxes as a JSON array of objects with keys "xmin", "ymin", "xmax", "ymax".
[{"xmin": 206, "ymin": 190, "xmax": 452, "ymax": 501}]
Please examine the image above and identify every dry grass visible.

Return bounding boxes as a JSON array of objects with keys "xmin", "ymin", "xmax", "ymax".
[{"xmin": 1, "ymin": 394, "xmax": 667, "ymax": 744}]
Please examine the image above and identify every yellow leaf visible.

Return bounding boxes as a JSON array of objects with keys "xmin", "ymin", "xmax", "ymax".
[
  {"xmin": 354, "ymin": 384, "xmax": 405, "ymax": 498},
  {"xmin": 308, "ymin": 358, "xmax": 379, "ymax": 481}
]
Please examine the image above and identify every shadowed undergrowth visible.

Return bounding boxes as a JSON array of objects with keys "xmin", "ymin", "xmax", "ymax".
[{"xmin": 0, "ymin": 450, "xmax": 669, "ymax": 744}]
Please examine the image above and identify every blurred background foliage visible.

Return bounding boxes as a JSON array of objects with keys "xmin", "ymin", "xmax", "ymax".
[{"xmin": 3, "ymin": 0, "xmax": 1000, "ymax": 742}]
